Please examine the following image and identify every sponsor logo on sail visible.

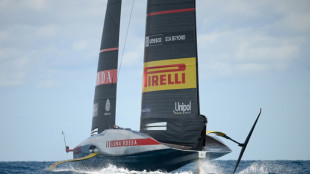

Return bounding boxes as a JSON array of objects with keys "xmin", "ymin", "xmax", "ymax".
[
  {"xmin": 143, "ymin": 57, "xmax": 196, "ymax": 92},
  {"xmin": 96, "ymin": 69, "xmax": 117, "ymax": 86},
  {"xmin": 173, "ymin": 101, "xmax": 191, "ymax": 115},
  {"xmin": 165, "ymin": 34, "xmax": 186, "ymax": 42},
  {"xmin": 141, "ymin": 106, "xmax": 152, "ymax": 113},
  {"xmin": 105, "ymin": 99, "xmax": 110, "ymax": 111},
  {"xmin": 104, "ymin": 98, "xmax": 111, "ymax": 116},
  {"xmin": 145, "ymin": 32, "xmax": 192, "ymax": 48},
  {"xmin": 145, "ymin": 34, "xmax": 163, "ymax": 47}
]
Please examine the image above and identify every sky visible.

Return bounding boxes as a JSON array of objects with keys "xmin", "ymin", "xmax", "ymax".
[{"xmin": 0, "ymin": 0, "xmax": 309, "ymax": 161}]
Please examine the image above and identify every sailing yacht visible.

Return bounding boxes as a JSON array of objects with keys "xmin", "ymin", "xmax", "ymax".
[{"xmin": 49, "ymin": 0, "xmax": 261, "ymax": 172}]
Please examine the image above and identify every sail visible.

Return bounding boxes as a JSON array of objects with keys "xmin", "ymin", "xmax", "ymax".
[
  {"xmin": 140, "ymin": 0, "xmax": 207, "ymax": 150},
  {"xmin": 91, "ymin": 0, "xmax": 122, "ymax": 135}
]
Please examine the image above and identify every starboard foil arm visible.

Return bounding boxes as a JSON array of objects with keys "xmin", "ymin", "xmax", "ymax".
[
  {"xmin": 206, "ymin": 108, "xmax": 262, "ymax": 173},
  {"xmin": 48, "ymin": 153, "xmax": 98, "ymax": 170},
  {"xmin": 206, "ymin": 131, "xmax": 243, "ymax": 146},
  {"xmin": 233, "ymin": 108, "xmax": 262, "ymax": 173}
]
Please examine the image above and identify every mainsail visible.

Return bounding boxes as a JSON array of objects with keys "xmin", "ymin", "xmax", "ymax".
[
  {"xmin": 140, "ymin": 0, "xmax": 207, "ymax": 150},
  {"xmin": 91, "ymin": 0, "xmax": 122, "ymax": 135}
]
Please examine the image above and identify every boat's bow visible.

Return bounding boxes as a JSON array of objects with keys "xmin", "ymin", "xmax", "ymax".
[{"xmin": 204, "ymin": 134, "xmax": 231, "ymax": 159}]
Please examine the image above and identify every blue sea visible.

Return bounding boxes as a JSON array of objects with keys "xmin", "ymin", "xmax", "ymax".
[{"xmin": 0, "ymin": 160, "xmax": 309, "ymax": 174}]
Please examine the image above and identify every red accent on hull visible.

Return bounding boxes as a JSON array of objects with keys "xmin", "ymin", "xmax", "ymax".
[
  {"xmin": 73, "ymin": 146, "xmax": 82, "ymax": 155},
  {"xmin": 109, "ymin": 138, "xmax": 160, "ymax": 148}
]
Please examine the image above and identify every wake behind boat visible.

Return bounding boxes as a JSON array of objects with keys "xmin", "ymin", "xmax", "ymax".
[{"xmin": 49, "ymin": 0, "xmax": 261, "ymax": 173}]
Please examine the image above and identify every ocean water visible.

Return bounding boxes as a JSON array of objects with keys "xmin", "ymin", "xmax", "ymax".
[{"xmin": 0, "ymin": 160, "xmax": 309, "ymax": 174}]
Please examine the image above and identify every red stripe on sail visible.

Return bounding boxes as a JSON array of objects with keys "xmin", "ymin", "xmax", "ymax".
[
  {"xmin": 147, "ymin": 8, "xmax": 195, "ymax": 16},
  {"xmin": 145, "ymin": 64, "xmax": 186, "ymax": 74},
  {"xmin": 100, "ymin": 47, "xmax": 119, "ymax": 53}
]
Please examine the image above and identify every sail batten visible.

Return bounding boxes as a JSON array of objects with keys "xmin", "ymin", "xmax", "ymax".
[
  {"xmin": 140, "ymin": 0, "xmax": 206, "ymax": 150},
  {"xmin": 91, "ymin": 0, "xmax": 122, "ymax": 135}
]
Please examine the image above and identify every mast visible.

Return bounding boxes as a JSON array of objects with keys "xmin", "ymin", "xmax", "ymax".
[
  {"xmin": 193, "ymin": 0, "xmax": 200, "ymax": 115},
  {"xmin": 91, "ymin": 0, "xmax": 122, "ymax": 135},
  {"xmin": 140, "ymin": 0, "xmax": 206, "ymax": 150}
]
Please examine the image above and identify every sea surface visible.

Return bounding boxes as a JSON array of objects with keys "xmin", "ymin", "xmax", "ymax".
[{"xmin": 0, "ymin": 160, "xmax": 309, "ymax": 174}]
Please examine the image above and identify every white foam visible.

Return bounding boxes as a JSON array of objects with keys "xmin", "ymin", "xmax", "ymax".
[
  {"xmin": 198, "ymin": 160, "xmax": 226, "ymax": 174},
  {"xmin": 238, "ymin": 161, "xmax": 296, "ymax": 174},
  {"xmin": 51, "ymin": 163, "xmax": 194, "ymax": 174}
]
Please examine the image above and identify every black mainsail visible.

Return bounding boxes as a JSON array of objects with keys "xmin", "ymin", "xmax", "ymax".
[
  {"xmin": 91, "ymin": 0, "xmax": 122, "ymax": 135},
  {"xmin": 140, "ymin": 0, "xmax": 206, "ymax": 150}
]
